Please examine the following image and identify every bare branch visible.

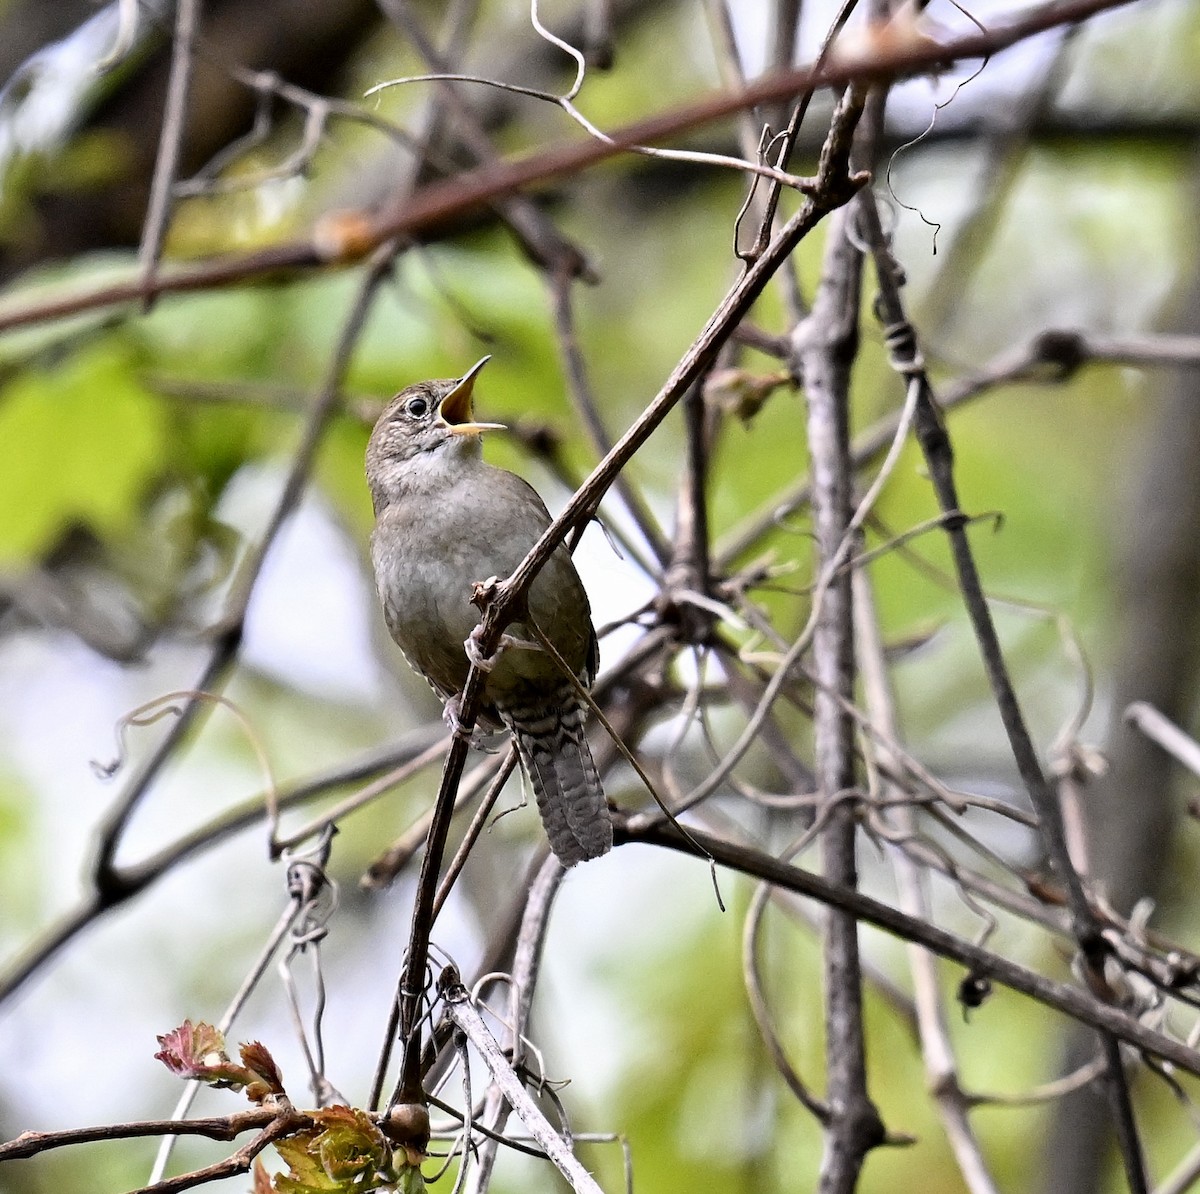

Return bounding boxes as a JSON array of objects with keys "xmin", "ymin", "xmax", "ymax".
[
  {"xmin": 618, "ymin": 816, "xmax": 1200, "ymax": 1079},
  {"xmin": 137, "ymin": 0, "xmax": 201, "ymax": 302},
  {"xmin": 0, "ymin": 0, "xmax": 1143, "ymax": 335},
  {"xmin": 438, "ymin": 968, "xmax": 604, "ymax": 1193}
]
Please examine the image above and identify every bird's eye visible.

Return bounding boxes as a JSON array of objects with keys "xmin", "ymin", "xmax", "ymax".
[{"xmin": 405, "ymin": 396, "xmax": 429, "ymax": 419}]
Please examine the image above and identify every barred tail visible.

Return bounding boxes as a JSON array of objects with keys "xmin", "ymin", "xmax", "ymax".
[{"xmin": 503, "ymin": 693, "xmax": 611, "ymax": 867}]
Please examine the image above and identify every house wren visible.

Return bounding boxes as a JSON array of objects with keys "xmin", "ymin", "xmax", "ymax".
[{"xmin": 365, "ymin": 356, "xmax": 612, "ymax": 867}]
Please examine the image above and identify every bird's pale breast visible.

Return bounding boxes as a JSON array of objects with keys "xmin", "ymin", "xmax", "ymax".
[{"xmin": 370, "ymin": 459, "xmax": 595, "ymax": 709}]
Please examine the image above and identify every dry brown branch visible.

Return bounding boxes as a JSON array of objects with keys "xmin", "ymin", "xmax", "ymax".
[{"xmin": 0, "ymin": 0, "xmax": 1142, "ymax": 335}]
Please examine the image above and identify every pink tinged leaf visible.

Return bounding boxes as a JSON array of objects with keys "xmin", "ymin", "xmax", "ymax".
[
  {"xmin": 239, "ymin": 1041, "xmax": 286, "ymax": 1102},
  {"xmin": 153, "ymin": 1019, "xmax": 252, "ymax": 1088},
  {"xmin": 155, "ymin": 1020, "xmax": 227, "ymax": 1077}
]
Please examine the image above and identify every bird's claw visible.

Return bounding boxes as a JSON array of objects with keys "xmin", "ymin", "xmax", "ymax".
[
  {"xmin": 442, "ymin": 694, "xmax": 501, "ymax": 752},
  {"xmin": 465, "ymin": 624, "xmax": 499, "ymax": 672},
  {"xmin": 466, "ymin": 624, "xmax": 544, "ymax": 672}
]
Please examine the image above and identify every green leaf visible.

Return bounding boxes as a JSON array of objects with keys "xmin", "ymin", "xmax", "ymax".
[
  {"xmin": 269, "ymin": 1106, "xmax": 417, "ymax": 1194},
  {"xmin": 392, "ymin": 1164, "xmax": 427, "ymax": 1194},
  {"xmin": 275, "ymin": 1131, "xmax": 345, "ymax": 1194},
  {"xmin": 311, "ymin": 1105, "xmax": 389, "ymax": 1182},
  {"xmin": 0, "ymin": 341, "xmax": 166, "ymax": 562}
]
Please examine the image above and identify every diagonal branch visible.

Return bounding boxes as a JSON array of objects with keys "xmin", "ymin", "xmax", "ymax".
[
  {"xmin": 438, "ymin": 967, "xmax": 603, "ymax": 1193},
  {"xmin": 617, "ymin": 816, "xmax": 1200, "ymax": 1079},
  {"xmin": 388, "ymin": 99, "xmax": 869, "ymax": 1111},
  {"xmin": 856, "ymin": 188, "xmax": 1148, "ymax": 1194},
  {"xmin": 0, "ymin": 0, "xmax": 1144, "ymax": 336}
]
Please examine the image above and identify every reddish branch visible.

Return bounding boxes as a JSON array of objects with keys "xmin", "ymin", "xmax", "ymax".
[
  {"xmin": 0, "ymin": 0, "xmax": 1140, "ymax": 335},
  {"xmin": 0, "ymin": 1109, "xmax": 280, "ymax": 1161}
]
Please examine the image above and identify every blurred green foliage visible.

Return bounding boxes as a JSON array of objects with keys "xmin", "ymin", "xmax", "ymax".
[
  {"xmin": 1, "ymin": 0, "xmax": 1198, "ymax": 1192},
  {"xmin": 0, "ymin": 339, "xmax": 166, "ymax": 562}
]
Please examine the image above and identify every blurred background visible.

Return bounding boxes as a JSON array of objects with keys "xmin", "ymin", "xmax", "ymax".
[{"xmin": 0, "ymin": 0, "xmax": 1198, "ymax": 1191}]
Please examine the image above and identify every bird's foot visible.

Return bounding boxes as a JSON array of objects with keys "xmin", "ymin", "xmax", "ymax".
[
  {"xmin": 464, "ymin": 624, "xmax": 500, "ymax": 672},
  {"xmin": 464, "ymin": 624, "xmax": 542, "ymax": 672},
  {"xmin": 442, "ymin": 694, "xmax": 502, "ymax": 752}
]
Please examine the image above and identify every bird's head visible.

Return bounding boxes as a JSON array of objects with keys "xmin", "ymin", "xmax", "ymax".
[{"xmin": 365, "ymin": 356, "xmax": 504, "ymax": 507}]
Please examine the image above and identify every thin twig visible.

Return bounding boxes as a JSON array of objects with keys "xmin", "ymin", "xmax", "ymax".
[
  {"xmin": 795, "ymin": 83, "xmax": 885, "ymax": 1188},
  {"xmin": 743, "ymin": 879, "xmax": 831, "ymax": 1121},
  {"xmin": 0, "ymin": 0, "xmax": 1144, "ymax": 336},
  {"xmin": 617, "ymin": 816, "xmax": 1200, "ymax": 1078},
  {"xmin": 855, "ymin": 568, "xmax": 1000, "ymax": 1194},
  {"xmin": 466, "ymin": 854, "xmax": 565, "ymax": 1193},
  {"xmin": 138, "ymin": 0, "xmax": 201, "ymax": 306},
  {"xmin": 431, "ymin": 746, "xmax": 520, "ymax": 919},
  {"xmin": 1125, "ymin": 702, "xmax": 1200, "ymax": 780},
  {"xmin": 438, "ymin": 968, "xmax": 603, "ymax": 1193},
  {"xmin": 857, "ymin": 187, "xmax": 1148, "ymax": 1193},
  {"xmin": 377, "ymin": 0, "xmax": 595, "ymax": 279},
  {"xmin": 547, "ymin": 267, "xmax": 671, "ymax": 566},
  {"xmin": 0, "ymin": 1109, "xmax": 279, "ymax": 1160}
]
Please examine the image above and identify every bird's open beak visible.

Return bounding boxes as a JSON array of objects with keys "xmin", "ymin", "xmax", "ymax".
[{"xmin": 439, "ymin": 356, "xmax": 506, "ymax": 436}]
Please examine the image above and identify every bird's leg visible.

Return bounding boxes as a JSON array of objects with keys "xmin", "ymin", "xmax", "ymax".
[
  {"xmin": 442, "ymin": 694, "xmax": 502, "ymax": 752},
  {"xmin": 464, "ymin": 623, "xmax": 544, "ymax": 672},
  {"xmin": 466, "ymin": 576, "xmax": 544, "ymax": 671}
]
